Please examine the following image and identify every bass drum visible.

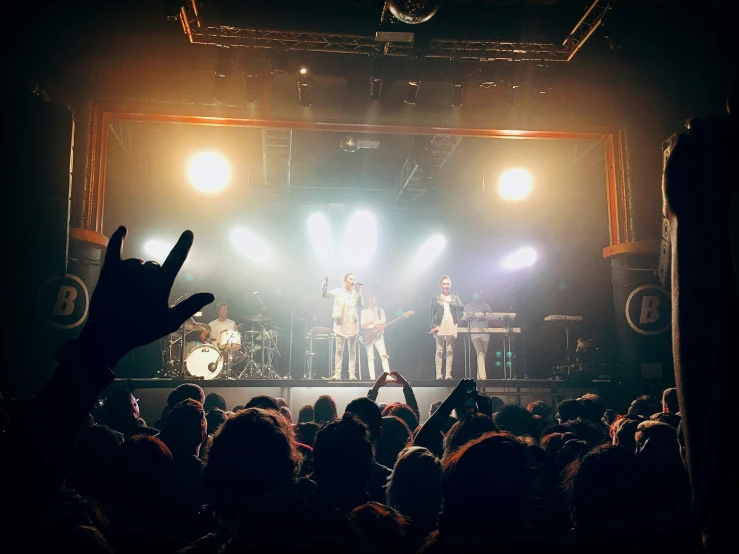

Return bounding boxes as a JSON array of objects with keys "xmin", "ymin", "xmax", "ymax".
[{"xmin": 186, "ymin": 344, "xmax": 224, "ymax": 380}]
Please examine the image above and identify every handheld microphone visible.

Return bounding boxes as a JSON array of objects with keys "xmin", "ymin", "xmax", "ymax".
[{"xmin": 355, "ymin": 282, "xmax": 364, "ymax": 286}]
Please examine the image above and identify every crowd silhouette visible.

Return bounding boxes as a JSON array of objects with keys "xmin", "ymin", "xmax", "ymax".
[{"xmin": 1, "ymin": 99, "xmax": 736, "ymax": 552}]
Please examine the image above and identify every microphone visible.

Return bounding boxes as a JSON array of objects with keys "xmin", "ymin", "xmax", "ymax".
[{"xmin": 355, "ymin": 282, "xmax": 364, "ymax": 287}]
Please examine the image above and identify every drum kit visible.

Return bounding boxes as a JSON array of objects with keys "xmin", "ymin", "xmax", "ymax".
[{"xmin": 159, "ymin": 314, "xmax": 281, "ymax": 380}]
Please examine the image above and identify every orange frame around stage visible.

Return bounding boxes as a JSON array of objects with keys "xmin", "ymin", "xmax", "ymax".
[{"xmin": 81, "ymin": 105, "xmax": 636, "ymax": 256}]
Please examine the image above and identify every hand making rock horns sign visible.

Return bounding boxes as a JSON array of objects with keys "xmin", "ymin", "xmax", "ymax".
[{"xmin": 78, "ymin": 226, "xmax": 215, "ymax": 368}]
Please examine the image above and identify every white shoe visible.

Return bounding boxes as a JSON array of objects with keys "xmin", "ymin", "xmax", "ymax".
[
  {"xmin": 445, "ymin": 375, "xmax": 453, "ymax": 380},
  {"xmin": 349, "ymin": 375, "xmax": 357, "ymax": 381},
  {"xmin": 330, "ymin": 375, "xmax": 341, "ymax": 380}
]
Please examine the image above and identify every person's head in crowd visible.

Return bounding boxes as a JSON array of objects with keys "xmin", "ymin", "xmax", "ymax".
[
  {"xmin": 168, "ymin": 383, "xmax": 205, "ymax": 408},
  {"xmin": 526, "ymin": 400, "xmax": 552, "ymax": 420},
  {"xmin": 635, "ymin": 420, "xmax": 682, "ymax": 465},
  {"xmin": 578, "ymin": 393, "xmax": 607, "ymax": 424},
  {"xmin": 529, "ymin": 415, "xmax": 548, "ymax": 441},
  {"xmin": 66, "ymin": 424, "xmax": 124, "ymax": 502},
  {"xmin": 275, "ymin": 397, "xmax": 288, "ymax": 409},
  {"xmin": 350, "ymin": 502, "xmax": 412, "ymax": 554},
  {"xmin": 376, "ymin": 416, "xmax": 412, "ymax": 469},
  {"xmin": 206, "ymin": 407, "xmax": 228, "ymax": 435},
  {"xmin": 650, "ymin": 411, "xmax": 681, "ymax": 427},
  {"xmin": 345, "ymin": 396, "xmax": 383, "ymax": 443},
  {"xmin": 627, "ymin": 394, "xmax": 662, "ymax": 418},
  {"xmin": 611, "ymin": 417, "xmax": 641, "ymax": 452},
  {"xmin": 493, "ymin": 404, "xmax": 533, "ymax": 437},
  {"xmin": 203, "ymin": 408, "xmax": 301, "ymax": 523},
  {"xmin": 662, "ymin": 387, "xmax": 679, "ymax": 414},
  {"xmin": 314, "ymin": 395, "xmax": 338, "ymax": 425},
  {"xmin": 295, "ymin": 421, "xmax": 320, "ymax": 447},
  {"xmin": 160, "ymin": 399, "xmax": 207, "ymax": 456},
  {"xmin": 280, "ymin": 406, "xmax": 293, "ymax": 423},
  {"xmin": 540, "ymin": 432, "xmax": 579, "ymax": 459},
  {"xmin": 298, "ymin": 404, "xmax": 315, "ymax": 423},
  {"xmin": 435, "ymin": 432, "xmax": 530, "ymax": 543},
  {"xmin": 203, "ymin": 392, "xmax": 227, "ymax": 413},
  {"xmin": 602, "ymin": 409, "xmax": 620, "ymax": 427},
  {"xmin": 562, "ymin": 445, "xmax": 647, "ymax": 549},
  {"xmin": 556, "ymin": 398, "xmax": 588, "ymax": 423},
  {"xmin": 108, "ymin": 436, "xmax": 175, "ymax": 521},
  {"xmin": 443, "ymin": 414, "xmax": 497, "ymax": 459},
  {"xmin": 245, "ymin": 394, "xmax": 281, "ymax": 413},
  {"xmin": 312, "ymin": 414, "xmax": 374, "ymax": 512},
  {"xmin": 429, "ymin": 401, "xmax": 442, "ymax": 417},
  {"xmin": 555, "ymin": 439, "xmax": 591, "ymax": 472},
  {"xmin": 101, "ymin": 390, "xmax": 139, "ymax": 424},
  {"xmin": 489, "ymin": 396, "xmax": 505, "ymax": 414},
  {"xmin": 563, "ymin": 418, "xmax": 609, "ymax": 446},
  {"xmin": 383, "ymin": 403, "xmax": 419, "ymax": 433},
  {"xmin": 232, "ymin": 405, "xmax": 245, "ymax": 412},
  {"xmin": 386, "ymin": 446, "xmax": 442, "ymax": 540}
]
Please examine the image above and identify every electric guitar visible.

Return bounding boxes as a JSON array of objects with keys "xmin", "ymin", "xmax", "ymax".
[{"xmin": 359, "ymin": 311, "xmax": 414, "ymax": 345}]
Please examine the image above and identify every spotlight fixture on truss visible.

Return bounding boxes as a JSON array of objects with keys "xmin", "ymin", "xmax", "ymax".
[
  {"xmin": 213, "ymin": 46, "xmax": 231, "ymax": 103},
  {"xmin": 340, "ymin": 136, "xmax": 380, "ymax": 153},
  {"xmin": 369, "ymin": 56, "xmax": 384, "ymax": 101},
  {"xmin": 296, "ymin": 66, "xmax": 311, "ymax": 107},
  {"xmin": 404, "ymin": 80, "xmax": 420, "ymax": 105},
  {"xmin": 451, "ymin": 80, "xmax": 464, "ymax": 107}
]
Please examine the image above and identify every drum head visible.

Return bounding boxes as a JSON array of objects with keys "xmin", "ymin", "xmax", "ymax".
[
  {"xmin": 219, "ymin": 329, "xmax": 242, "ymax": 351},
  {"xmin": 185, "ymin": 344, "xmax": 224, "ymax": 380}
]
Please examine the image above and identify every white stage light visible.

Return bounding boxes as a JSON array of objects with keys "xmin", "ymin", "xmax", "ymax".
[
  {"xmin": 341, "ymin": 210, "xmax": 377, "ymax": 267},
  {"xmin": 144, "ymin": 239, "xmax": 173, "ymax": 262},
  {"xmin": 231, "ymin": 228, "xmax": 269, "ymax": 263},
  {"xmin": 412, "ymin": 234, "xmax": 446, "ymax": 268},
  {"xmin": 187, "ymin": 152, "xmax": 231, "ymax": 194},
  {"xmin": 498, "ymin": 168, "xmax": 532, "ymax": 201},
  {"xmin": 308, "ymin": 213, "xmax": 333, "ymax": 260},
  {"xmin": 501, "ymin": 247, "xmax": 537, "ymax": 270}
]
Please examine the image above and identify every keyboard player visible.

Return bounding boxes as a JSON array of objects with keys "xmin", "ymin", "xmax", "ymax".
[{"xmin": 463, "ymin": 293, "xmax": 492, "ymax": 379}]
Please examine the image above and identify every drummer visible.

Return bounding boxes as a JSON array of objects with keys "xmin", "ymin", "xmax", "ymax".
[{"xmin": 200, "ymin": 302, "xmax": 238, "ymax": 347}]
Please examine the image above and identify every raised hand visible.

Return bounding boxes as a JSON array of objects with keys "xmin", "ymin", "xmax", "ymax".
[
  {"xmin": 389, "ymin": 370, "xmax": 409, "ymax": 387},
  {"xmin": 78, "ymin": 226, "xmax": 214, "ymax": 368},
  {"xmin": 371, "ymin": 371, "xmax": 391, "ymax": 391}
]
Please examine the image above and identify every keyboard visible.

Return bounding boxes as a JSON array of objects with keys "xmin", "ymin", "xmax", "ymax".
[
  {"xmin": 458, "ymin": 328, "xmax": 522, "ymax": 334},
  {"xmin": 544, "ymin": 315, "xmax": 582, "ymax": 322},
  {"xmin": 307, "ymin": 327, "xmax": 334, "ymax": 339},
  {"xmin": 463, "ymin": 312, "xmax": 516, "ymax": 320}
]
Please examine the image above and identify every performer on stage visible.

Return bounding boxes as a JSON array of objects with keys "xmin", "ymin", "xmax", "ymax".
[
  {"xmin": 361, "ymin": 294, "xmax": 390, "ymax": 379},
  {"xmin": 322, "ymin": 273, "xmax": 364, "ymax": 380},
  {"xmin": 430, "ymin": 275, "xmax": 464, "ymax": 380},
  {"xmin": 463, "ymin": 292, "xmax": 492, "ymax": 380},
  {"xmin": 200, "ymin": 302, "xmax": 237, "ymax": 346}
]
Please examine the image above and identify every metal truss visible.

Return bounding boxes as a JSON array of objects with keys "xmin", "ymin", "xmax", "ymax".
[
  {"xmin": 397, "ymin": 134, "xmax": 461, "ymax": 200},
  {"xmin": 178, "ymin": 0, "xmax": 616, "ymax": 63}
]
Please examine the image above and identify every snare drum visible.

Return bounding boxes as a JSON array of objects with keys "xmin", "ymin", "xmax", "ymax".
[
  {"xmin": 219, "ymin": 329, "xmax": 242, "ymax": 352},
  {"xmin": 186, "ymin": 344, "xmax": 224, "ymax": 379}
]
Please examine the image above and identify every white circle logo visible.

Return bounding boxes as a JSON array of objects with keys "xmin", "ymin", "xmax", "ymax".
[
  {"xmin": 37, "ymin": 274, "xmax": 90, "ymax": 329},
  {"xmin": 625, "ymin": 284, "xmax": 671, "ymax": 336}
]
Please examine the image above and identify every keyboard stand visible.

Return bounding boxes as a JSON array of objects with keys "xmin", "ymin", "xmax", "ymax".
[{"xmin": 304, "ymin": 332, "xmax": 335, "ymax": 379}]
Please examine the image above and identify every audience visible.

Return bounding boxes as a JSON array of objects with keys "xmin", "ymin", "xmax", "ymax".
[
  {"xmin": 314, "ymin": 394, "xmax": 338, "ymax": 425},
  {"xmin": 297, "ymin": 404, "xmax": 314, "ymax": 423},
  {"xmin": 203, "ymin": 393, "xmax": 227, "ymax": 413},
  {"xmin": 376, "ymin": 415, "xmax": 412, "ymax": 469}
]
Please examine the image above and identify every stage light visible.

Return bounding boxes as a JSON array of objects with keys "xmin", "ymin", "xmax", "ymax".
[
  {"xmin": 231, "ymin": 228, "xmax": 269, "ymax": 263},
  {"xmin": 341, "ymin": 210, "xmax": 377, "ymax": 267},
  {"xmin": 404, "ymin": 80, "xmax": 420, "ymax": 105},
  {"xmin": 144, "ymin": 239, "xmax": 173, "ymax": 262},
  {"xmin": 369, "ymin": 56, "xmax": 384, "ymax": 101},
  {"xmin": 498, "ymin": 168, "xmax": 533, "ymax": 201},
  {"xmin": 187, "ymin": 152, "xmax": 231, "ymax": 194},
  {"xmin": 412, "ymin": 234, "xmax": 446, "ymax": 268},
  {"xmin": 297, "ymin": 68, "xmax": 312, "ymax": 107},
  {"xmin": 501, "ymin": 247, "xmax": 537, "ymax": 270},
  {"xmin": 451, "ymin": 81, "xmax": 465, "ymax": 107},
  {"xmin": 308, "ymin": 213, "xmax": 333, "ymax": 260}
]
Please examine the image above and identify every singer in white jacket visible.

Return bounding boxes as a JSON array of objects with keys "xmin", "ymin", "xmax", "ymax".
[{"xmin": 322, "ymin": 273, "xmax": 364, "ymax": 379}]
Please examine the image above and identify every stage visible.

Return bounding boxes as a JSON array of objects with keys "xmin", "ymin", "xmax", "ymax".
[{"xmin": 107, "ymin": 378, "xmax": 602, "ymax": 425}]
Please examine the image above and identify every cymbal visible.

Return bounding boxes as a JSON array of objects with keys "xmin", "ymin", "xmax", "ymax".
[
  {"xmin": 184, "ymin": 321, "xmax": 209, "ymax": 331},
  {"xmin": 247, "ymin": 314, "xmax": 272, "ymax": 322},
  {"xmin": 244, "ymin": 330, "xmax": 261, "ymax": 335}
]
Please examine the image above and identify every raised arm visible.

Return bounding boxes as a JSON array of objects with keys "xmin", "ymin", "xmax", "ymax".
[
  {"xmin": 414, "ymin": 379, "xmax": 473, "ymax": 451},
  {"xmin": 321, "ymin": 275, "xmax": 333, "ymax": 299}
]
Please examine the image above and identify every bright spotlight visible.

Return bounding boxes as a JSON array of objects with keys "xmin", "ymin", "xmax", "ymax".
[
  {"xmin": 501, "ymin": 247, "xmax": 537, "ymax": 270},
  {"xmin": 413, "ymin": 234, "xmax": 446, "ymax": 268},
  {"xmin": 231, "ymin": 228, "xmax": 269, "ymax": 263},
  {"xmin": 341, "ymin": 210, "xmax": 377, "ymax": 267},
  {"xmin": 187, "ymin": 152, "xmax": 231, "ymax": 194},
  {"xmin": 498, "ymin": 168, "xmax": 532, "ymax": 201},
  {"xmin": 144, "ymin": 239, "xmax": 173, "ymax": 263},
  {"xmin": 308, "ymin": 213, "xmax": 333, "ymax": 260},
  {"xmin": 298, "ymin": 66, "xmax": 309, "ymax": 76}
]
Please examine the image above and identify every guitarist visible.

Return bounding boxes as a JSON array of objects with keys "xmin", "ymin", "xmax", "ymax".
[{"xmin": 360, "ymin": 294, "xmax": 390, "ymax": 379}]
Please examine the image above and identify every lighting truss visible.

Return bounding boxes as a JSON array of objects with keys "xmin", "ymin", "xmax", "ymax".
[{"xmin": 178, "ymin": 1, "xmax": 617, "ymax": 63}]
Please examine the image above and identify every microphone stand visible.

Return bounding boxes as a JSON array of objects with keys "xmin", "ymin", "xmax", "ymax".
[{"xmin": 288, "ymin": 300, "xmax": 295, "ymax": 379}]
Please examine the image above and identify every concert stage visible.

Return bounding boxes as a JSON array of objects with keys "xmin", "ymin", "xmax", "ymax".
[{"xmin": 108, "ymin": 378, "xmax": 601, "ymax": 425}]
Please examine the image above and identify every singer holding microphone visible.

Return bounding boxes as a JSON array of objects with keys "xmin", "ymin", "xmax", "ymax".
[{"xmin": 322, "ymin": 273, "xmax": 363, "ymax": 380}]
